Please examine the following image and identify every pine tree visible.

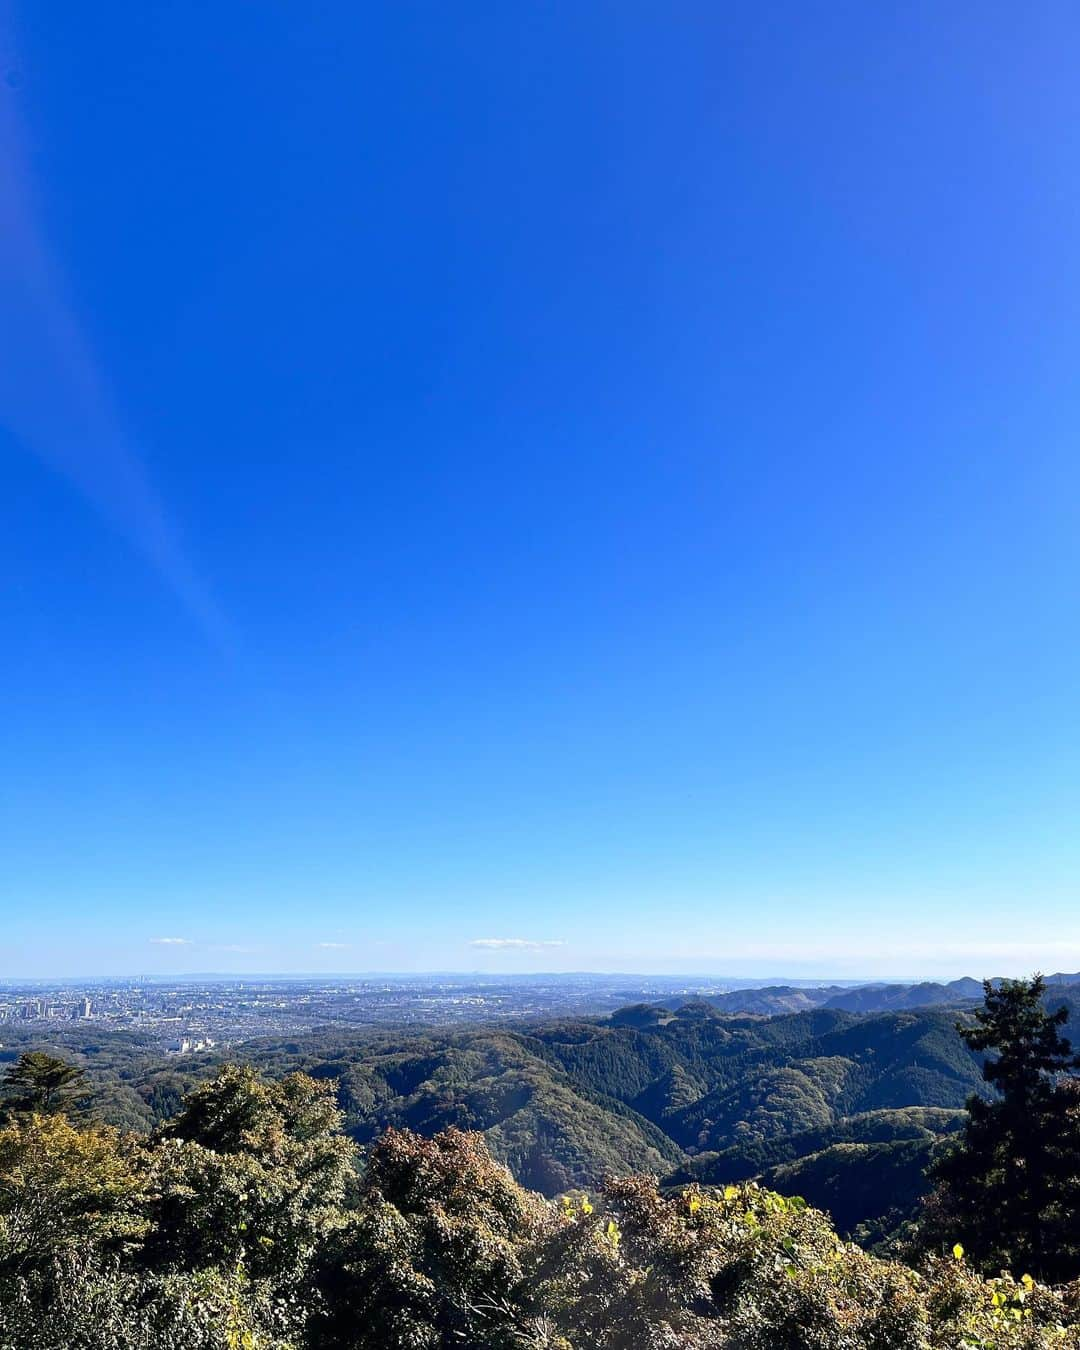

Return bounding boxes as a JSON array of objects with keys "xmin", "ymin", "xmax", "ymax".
[
  {"xmin": 922, "ymin": 974, "xmax": 1080, "ymax": 1280},
  {"xmin": 1, "ymin": 1052, "xmax": 89, "ymax": 1117}
]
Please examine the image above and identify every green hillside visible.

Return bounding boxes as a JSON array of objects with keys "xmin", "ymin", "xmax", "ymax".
[
  {"xmin": 759, "ymin": 1136, "xmax": 943, "ymax": 1245},
  {"xmin": 3, "ymin": 1065, "xmax": 1080, "ymax": 1349},
  {"xmin": 195, "ymin": 1004, "xmax": 990, "ymax": 1235},
  {"xmin": 5, "ymin": 992, "xmax": 1076, "ymax": 1245}
]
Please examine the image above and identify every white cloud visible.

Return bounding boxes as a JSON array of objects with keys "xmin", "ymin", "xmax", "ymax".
[
  {"xmin": 470, "ymin": 938, "xmax": 566, "ymax": 951},
  {"xmin": 317, "ymin": 941, "xmax": 350, "ymax": 949},
  {"xmin": 149, "ymin": 937, "xmax": 191, "ymax": 945}
]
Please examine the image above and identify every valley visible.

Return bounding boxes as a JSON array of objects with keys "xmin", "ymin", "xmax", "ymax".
[{"xmin": 7, "ymin": 975, "xmax": 1077, "ymax": 1246}]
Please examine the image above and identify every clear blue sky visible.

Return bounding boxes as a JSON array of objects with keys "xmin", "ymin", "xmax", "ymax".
[{"xmin": 3, "ymin": 2, "xmax": 1079, "ymax": 979}]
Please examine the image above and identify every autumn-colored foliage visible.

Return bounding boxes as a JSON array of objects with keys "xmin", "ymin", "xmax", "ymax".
[{"xmin": 2, "ymin": 1053, "xmax": 1080, "ymax": 1348}]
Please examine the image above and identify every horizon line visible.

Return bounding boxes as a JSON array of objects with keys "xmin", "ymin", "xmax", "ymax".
[{"xmin": 0, "ymin": 968, "xmax": 1019, "ymax": 985}]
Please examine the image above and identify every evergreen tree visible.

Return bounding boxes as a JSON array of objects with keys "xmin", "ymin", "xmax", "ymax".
[
  {"xmin": 921, "ymin": 975, "xmax": 1080, "ymax": 1280},
  {"xmin": 1, "ymin": 1052, "xmax": 89, "ymax": 1117}
]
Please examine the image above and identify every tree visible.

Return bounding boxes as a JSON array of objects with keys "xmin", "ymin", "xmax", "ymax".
[
  {"xmin": 144, "ymin": 1064, "xmax": 356, "ymax": 1281},
  {"xmin": 921, "ymin": 975, "xmax": 1080, "ymax": 1280},
  {"xmin": 315, "ymin": 1127, "xmax": 547, "ymax": 1349},
  {"xmin": 1, "ymin": 1052, "xmax": 89, "ymax": 1118},
  {"xmin": 0, "ymin": 1113, "xmax": 147, "ymax": 1277},
  {"xmin": 6, "ymin": 1066, "xmax": 1080, "ymax": 1347}
]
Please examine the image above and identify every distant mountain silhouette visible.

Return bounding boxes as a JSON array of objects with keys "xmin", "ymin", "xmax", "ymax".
[{"xmin": 661, "ymin": 973, "xmax": 1079, "ymax": 1017}]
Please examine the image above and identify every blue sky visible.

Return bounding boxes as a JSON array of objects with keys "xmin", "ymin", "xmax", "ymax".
[{"xmin": 3, "ymin": 2, "xmax": 1080, "ymax": 979}]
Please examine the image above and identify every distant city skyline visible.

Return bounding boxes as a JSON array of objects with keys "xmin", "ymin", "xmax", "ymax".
[{"xmin": 4, "ymin": 3, "xmax": 1080, "ymax": 979}]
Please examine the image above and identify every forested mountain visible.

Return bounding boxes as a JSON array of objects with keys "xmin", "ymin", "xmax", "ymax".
[
  {"xmin": 4, "ymin": 978, "xmax": 1080, "ymax": 1346},
  {"xmin": 5, "ymin": 988, "xmax": 1077, "ymax": 1246},
  {"xmin": 6, "ymin": 1082, "xmax": 1080, "ymax": 1350},
  {"xmin": 217, "ymin": 1000, "xmax": 993, "ymax": 1215},
  {"xmin": 657, "ymin": 974, "xmax": 996, "ymax": 1016}
]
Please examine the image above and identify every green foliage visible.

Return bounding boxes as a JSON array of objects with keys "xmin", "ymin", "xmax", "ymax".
[
  {"xmin": 216, "ymin": 999, "xmax": 985, "ymax": 1234},
  {"xmin": 5, "ymin": 989, "xmax": 1078, "ymax": 1268},
  {"xmin": 0, "ymin": 1255, "xmax": 299, "ymax": 1349},
  {"xmin": 283, "ymin": 1030, "xmax": 682, "ymax": 1194},
  {"xmin": 315, "ymin": 1126, "xmax": 547, "ymax": 1348},
  {"xmin": 1, "ymin": 1051, "xmax": 89, "ymax": 1117},
  {"xmin": 2, "ymin": 1059, "xmax": 1080, "ymax": 1348},
  {"xmin": 761, "ymin": 1137, "xmax": 943, "ymax": 1249},
  {"xmin": 0, "ymin": 1113, "xmax": 147, "ymax": 1277},
  {"xmin": 145, "ymin": 1065, "xmax": 356, "ymax": 1279},
  {"xmin": 307, "ymin": 1134, "xmax": 1080, "ymax": 1349},
  {"xmin": 921, "ymin": 975, "xmax": 1080, "ymax": 1281}
]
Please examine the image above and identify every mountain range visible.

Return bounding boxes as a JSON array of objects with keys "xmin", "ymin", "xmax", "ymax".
[{"xmin": 6, "ymin": 973, "xmax": 1079, "ymax": 1251}]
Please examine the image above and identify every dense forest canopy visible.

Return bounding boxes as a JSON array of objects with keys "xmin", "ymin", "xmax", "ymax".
[
  {"xmin": 9, "ymin": 983, "xmax": 1078, "ymax": 1249},
  {"xmin": 3, "ymin": 980, "xmax": 1080, "ymax": 1348},
  {"xmin": 2, "ymin": 978, "xmax": 1079, "ymax": 1343}
]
